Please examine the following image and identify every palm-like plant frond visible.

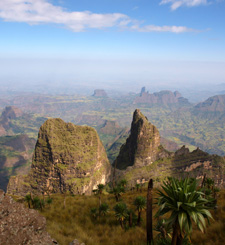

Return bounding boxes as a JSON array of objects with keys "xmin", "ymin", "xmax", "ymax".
[{"xmin": 156, "ymin": 177, "xmax": 213, "ymax": 239}]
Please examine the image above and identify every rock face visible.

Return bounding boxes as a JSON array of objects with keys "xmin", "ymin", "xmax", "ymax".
[
  {"xmin": 92, "ymin": 89, "xmax": 108, "ymax": 97},
  {"xmin": 7, "ymin": 118, "xmax": 111, "ymax": 196},
  {"xmin": 134, "ymin": 90, "xmax": 189, "ymax": 106},
  {"xmin": 116, "ymin": 145, "xmax": 225, "ymax": 188},
  {"xmin": 113, "ymin": 109, "xmax": 170, "ymax": 170},
  {"xmin": 0, "ymin": 189, "xmax": 56, "ymax": 244}
]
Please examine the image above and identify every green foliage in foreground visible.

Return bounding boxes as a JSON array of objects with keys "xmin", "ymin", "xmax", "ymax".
[
  {"xmin": 156, "ymin": 178, "xmax": 213, "ymax": 244},
  {"xmin": 31, "ymin": 185, "xmax": 225, "ymax": 245}
]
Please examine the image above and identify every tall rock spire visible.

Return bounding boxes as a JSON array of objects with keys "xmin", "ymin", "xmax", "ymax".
[{"xmin": 113, "ymin": 109, "xmax": 168, "ymax": 170}]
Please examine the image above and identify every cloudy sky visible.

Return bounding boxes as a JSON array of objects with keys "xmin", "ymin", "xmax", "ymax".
[{"xmin": 0, "ymin": 0, "xmax": 225, "ymax": 92}]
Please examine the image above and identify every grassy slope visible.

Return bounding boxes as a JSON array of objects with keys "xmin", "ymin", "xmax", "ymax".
[{"xmin": 38, "ymin": 188, "xmax": 225, "ymax": 245}]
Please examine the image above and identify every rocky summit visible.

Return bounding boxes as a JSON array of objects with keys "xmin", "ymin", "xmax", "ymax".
[
  {"xmin": 7, "ymin": 118, "xmax": 111, "ymax": 196},
  {"xmin": 113, "ymin": 109, "xmax": 170, "ymax": 170}
]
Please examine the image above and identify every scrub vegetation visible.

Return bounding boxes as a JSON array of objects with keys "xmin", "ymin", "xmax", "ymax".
[{"xmin": 20, "ymin": 177, "xmax": 225, "ymax": 245}]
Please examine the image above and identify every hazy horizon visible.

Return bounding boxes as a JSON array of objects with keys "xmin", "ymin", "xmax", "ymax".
[{"xmin": 0, "ymin": 0, "xmax": 225, "ymax": 98}]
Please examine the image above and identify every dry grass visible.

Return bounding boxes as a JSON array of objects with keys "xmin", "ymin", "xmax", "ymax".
[{"xmin": 40, "ymin": 189, "xmax": 225, "ymax": 245}]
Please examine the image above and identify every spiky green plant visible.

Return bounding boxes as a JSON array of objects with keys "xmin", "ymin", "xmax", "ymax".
[
  {"xmin": 25, "ymin": 194, "xmax": 32, "ymax": 208},
  {"xmin": 155, "ymin": 177, "xmax": 213, "ymax": 245},
  {"xmin": 99, "ymin": 203, "xmax": 110, "ymax": 216},
  {"xmin": 110, "ymin": 185, "xmax": 125, "ymax": 202},
  {"xmin": 113, "ymin": 202, "xmax": 129, "ymax": 229},
  {"xmin": 119, "ymin": 179, "xmax": 127, "ymax": 188},
  {"xmin": 134, "ymin": 196, "xmax": 146, "ymax": 226},
  {"xmin": 90, "ymin": 207, "xmax": 98, "ymax": 220}
]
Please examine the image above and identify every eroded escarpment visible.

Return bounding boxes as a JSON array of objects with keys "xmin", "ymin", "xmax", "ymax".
[{"xmin": 7, "ymin": 118, "xmax": 111, "ymax": 196}]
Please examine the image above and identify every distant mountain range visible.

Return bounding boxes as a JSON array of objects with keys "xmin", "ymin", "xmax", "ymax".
[
  {"xmin": 7, "ymin": 109, "xmax": 225, "ymax": 197},
  {"xmin": 1, "ymin": 89, "xmax": 225, "ymax": 191}
]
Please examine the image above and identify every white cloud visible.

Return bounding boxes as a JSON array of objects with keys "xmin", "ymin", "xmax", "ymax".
[
  {"xmin": 0, "ymin": 0, "xmax": 198, "ymax": 32},
  {"xmin": 160, "ymin": 0, "xmax": 208, "ymax": 10},
  {"xmin": 0, "ymin": 0, "xmax": 130, "ymax": 31},
  {"xmin": 131, "ymin": 24, "xmax": 196, "ymax": 33}
]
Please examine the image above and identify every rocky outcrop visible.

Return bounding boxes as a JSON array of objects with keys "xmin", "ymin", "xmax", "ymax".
[
  {"xmin": 7, "ymin": 118, "xmax": 111, "ymax": 196},
  {"xmin": 116, "ymin": 145, "xmax": 225, "ymax": 188},
  {"xmin": 113, "ymin": 109, "xmax": 170, "ymax": 170},
  {"xmin": 0, "ymin": 189, "xmax": 57, "ymax": 244},
  {"xmin": 134, "ymin": 90, "xmax": 189, "ymax": 106},
  {"xmin": 92, "ymin": 89, "xmax": 108, "ymax": 97},
  {"xmin": 175, "ymin": 145, "xmax": 190, "ymax": 156}
]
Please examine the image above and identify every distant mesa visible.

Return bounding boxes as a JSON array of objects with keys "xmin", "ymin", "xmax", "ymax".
[
  {"xmin": 92, "ymin": 89, "xmax": 108, "ymax": 97},
  {"xmin": 113, "ymin": 109, "xmax": 170, "ymax": 170},
  {"xmin": 134, "ymin": 88, "xmax": 189, "ymax": 106},
  {"xmin": 7, "ymin": 118, "xmax": 111, "ymax": 196},
  {"xmin": 194, "ymin": 94, "xmax": 225, "ymax": 112}
]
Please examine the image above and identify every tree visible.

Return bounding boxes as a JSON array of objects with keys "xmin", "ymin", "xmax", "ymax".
[
  {"xmin": 154, "ymin": 218, "xmax": 172, "ymax": 241},
  {"xmin": 136, "ymin": 183, "xmax": 140, "ymax": 192},
  {"xmin": 113, "ymin": 202, "xmax": 129, "ymax": 229},
  {"xmin": 90, "ymin": 207, "xmax": 98, "ymax": 220},
  {"xmin": 134, "ymin": 196, "xmax": 146, "ymax": 226},
  {"xmin": 93, "ymin": 184, "xmax": 105, "ymax": 208},
  {"xmin": 147, "ymin": 179, "xmax": 153, "ymax": 245},
  {"xmin": 93, "ymin": 184, "xmax": 105, "ymax": 217},
  {"xmin": 156, "ymin": 177, "xmax": 213, "ymax": 245},
  {"xmin": 99, "ymin": 203, "xmax": 109, "ymax": 216},
  {"xmin": 119, "ymin": 179, "xmax": 127, "ymax": 189},
  {"xmin": 111, "ymin": 185, "xmax": 125, "ymax": 202}
]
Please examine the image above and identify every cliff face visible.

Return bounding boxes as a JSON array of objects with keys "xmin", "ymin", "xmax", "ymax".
[
  {"xmin": 7, "ymin": 118, "xmax": 111, "ymax": 196},
  {"xmin": 113, "ymin": 109, "xmax": 170, "ymax": 170}
]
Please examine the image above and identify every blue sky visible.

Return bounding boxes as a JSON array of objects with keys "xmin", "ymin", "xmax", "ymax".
[{"xmin": 0, "ymin": 0, "xmax": 225, "ymax": 93}]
